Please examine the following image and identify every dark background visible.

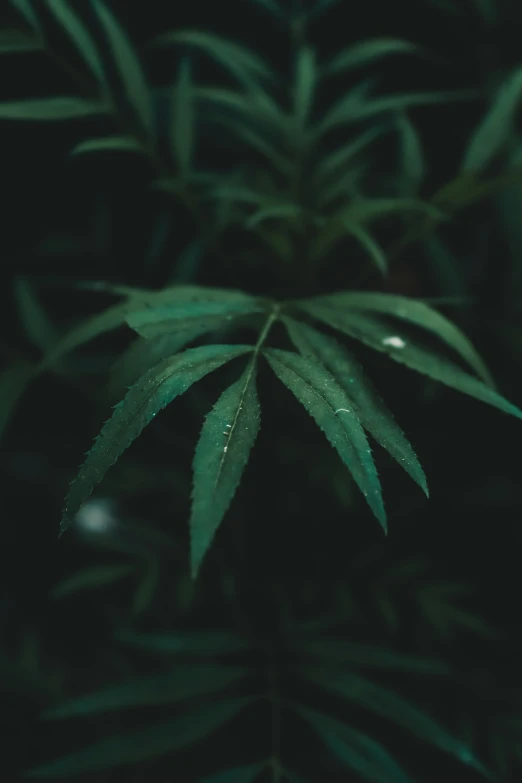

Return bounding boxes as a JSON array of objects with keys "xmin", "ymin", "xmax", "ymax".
[{"xmin": 1, "ymin": 1, "xmax": 522, "ymax": 781}]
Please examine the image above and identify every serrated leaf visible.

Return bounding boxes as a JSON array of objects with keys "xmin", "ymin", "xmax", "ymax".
[
  {"xmin": 295, "ymin": 638, "xmax": 449, "ymax": 674},
  {"xmin": 46, "ymin": 0, "xmax": 105, "ymax": 84},
  {"xmin": 51, "ymin": 564, "xmax": 135, "ymax": 598},
  {"xmin": 190, "ymin": 358, "xmax": 261, "ymax": 577},
  {"xmin": 324, "ymin": 38, "xmax": 418, "ymax": 76},
  {"xmin": 283, "ymin": 319, "xmax": 428, "ymax": 495},
  {"xmin": 28, "ymin": 698, "xmax": 251, "ymax": 777},
  {"xmin": 462, "ymin": 66, "xmax": 522, "ymax": 173},
  {"xmin": 301, "ymin": 291, "xmax": 493, "ymax": 384},
  {"xmin": 294, "ymin": 46, "xmax": 315, "ymax": 128},
  {"xmin": 301, "ymin": 305, "xmax": 522, "ymax": 419},
  {"xmin": 116, "ymin": 629, "xmax": 250, "ymax": 655},
  {"xmin": 152, "ymin": 29, "xmax": 275, "ymax": 87},
  {"xmin": 0, "ymin": 28, "xmax": 41, "ymax": 52},
  {"xmin": 60, "ymin": 344, "xmax": 252, "ymax": 534},
  {"xmin": 199, "ymin": 763, "xmax": 264, "ymax": 783},
  {"xmin": 170, "ymin": 57, "xmax": 194, "ymax": 175},
  {"xmin": 0, "ymin": 361, "xmax": 33, "ymax": 439},
  {"xmin": 126, "ymin": 299, "xmax": 266, "ymax": 339},
  {"xmin": 46, "ymin": 664, "xmax": 250, "ymax": 717},
  {"xmin": 70, "ymin": 135, "xmax": 143, "ymax": 155},
  {"xmin": 297, "ymin": 706, "xmax": 413, "ymax": 783},
  {"xmin": 264, "ymin": 348, "xmax": 386, "ymax": 529},
  {"xmin": 0, "ymin": 96, "xmax": 107, "ymax": 119},
  {"xmin": 299, "ymin": 667, "xmax": 488, "ymax": 774},
  {"xmin": 92, "ymin": 0, "xmax": 153, "ymax": 134},
  {"xmin": 14, "ymin": 278, "xmax": 59, "ymax": 352}
]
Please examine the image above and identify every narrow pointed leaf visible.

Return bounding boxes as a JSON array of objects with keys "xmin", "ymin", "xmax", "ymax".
[
  {"xmin": 116, "ymin": 630, "xmax": 250, "ymax": 655},
  {"xmin": 0, "ymin": 361, "xmax": 33, "ymax": 439},
  {"xmin": 301, "ymin": 291, "xmax": 493, "ymax": 384},
  {"xmin": 299, "ymin": 667, "xmax": 488, "ymax": 774},
  {"xmin": 152, "ymin": 30, "xmax": 275, "ymax": 86},
  {"xmin": 199, "ymin": 763, "xmax": 264, "ymax": 783},
  {"xmin": 60, "ymin": 344, "xmax": 251, "ymax": 534},
  {"xmin": 92, "ymin": 0, "xmax": 153, "ymax": 133},
  {"xmin": 10, "ymin": 0, "xmax": 40, "ymax": 29},
  {"xmin": 70, "ymin": 135, "xmax": 143, "ymax": 155},
  {"xmin": 14, "ymin": 278, "xmax": 59, "ymax": 352},
  {"xmin": 395, "ymin": 111, "xmax": 424, "ymax": 194},
  {"xmin": 171, "ymin": 57, "xmax": 194, "ymax": 175},
  {"xmin": 0, "ymin": 28, "xmax": 41, "ymax": 52},
  {"xmin": 283, "ymin": 319, "xmax": 428, "ymax": 495},
  {"xmin": 324, "ymin": 39, "xmax": 418, "ymax": 76},
  {"xmin": 315, "ymin": 124, "xmax": 389, "ymax": 182},
  {"xmin": 246, "ymin": 203, "xmax": 301, "ymax": 228},
  {"xmin": 264, "ymin": 348, "xmax": 386, "ymax": 529},
  {"xmin": 51, "ymin": 564, "xmax": 135, "ymax": 598},
  {"xmin": 302, "ymin": 305, "xmax": 522, "ymax": 419},
  {"xmin": 295, "ymin": 638, "xmax": 448, "ymax": 674},
  {"xmin": 343, "ymin": 222, "xmax": 388, "ymax": 274},
  {"xmin": 294, "ymin": 46, "xmax": 315, "ymax": 128},
  {"xmin": 0, "ymin": 97, "xmax": 107, "ymax": 119},
  {"xmin": 297, "ymin": 706, "xmax": 413, "ymax": 783},
  {"xmin": 191, "ymin": 358, "xmax": 261, "ymax": 577},
  {"xmin": 28, "ymin": 698, "xmax": 252, "ymax": 777},
  {"xmin": 462, "ymin": 66, "xmax": 522, "ymax": 173},
  {"xmin": 126, "ymin": 299, "xmax": 265, "ymax": 339},
  {"xmin": 46, "ymin": 665, "xmax": 250, "ymax": 717},
  {"xmin": 46, "ymin": 0, "xmax": 105, "ymax": 84}
]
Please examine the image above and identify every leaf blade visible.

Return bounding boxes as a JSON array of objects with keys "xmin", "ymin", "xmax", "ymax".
[
  {"xmin": 46, "ymin": 0, "xmax": 105, "ymax": 84},
  {"xmin": 0, "ymin": 97, "xmax": 107, "ymax": 120}
]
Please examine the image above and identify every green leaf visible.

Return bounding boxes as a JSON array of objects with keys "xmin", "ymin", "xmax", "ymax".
[
  {"xmin": 295, "ymin": 638, "xmax": 449, "ymax": 674},
  {"xmin": 28, "ymin": 698, "xmax": 252, "ymax": 777},
  {"xmin": 299, "ymin": 667, "xmax": 489, "ymax": 775},
  {"xmin": 294, "ymin": 46, "xmax": 316, "ymax": 129},
  {"xmin": 300, "ymin": 292, "xmax": 494, "ymax": 384},
  {"xmin": 60, "ymin": 344, "xmax": 252, "ymax": 534},
  {"xmin": 92, "ymin": 0, "xmax": 153, "ymax": 133},
  {"xmin": 14, "ymin": 278, "xmax": 59, "ymax": 352},
  {"xmin": 246, "ymin": 203, "xmax": 301, "ymax": 228},
  {"xmin": 324, "ymin": 38, "xmax": 418, "ymax": 76},
  {"xmin": 152, "ymin": 29, "xmax": 275, "ymax": 87},
  {"xmin": 0, "ymin": 28, "xmax": 41, "ymax": 52},
  {"xmin": 51, "ymin": 564, "xmax": 135, "ymax": 598},
  {"xmin": 0, "ymin": 361, "xmax": 33, "ymax": 438},
  {"xmin": 199, "ymin": 763, "xmax": 264, "ymax": 783},
  {"xmin": 190, "ymin": 358, "xmax": 261, "ymax": 577},
  {"xmin": 46, "ymin": 0, "xmax": 105, "ymax": 84},
  {"xmin": 315, "ymin": 124, "xmax": 389, "ymax": 183},
  {"xmin": 264, "ymin": 348, "xmax": 386, "ymax": 530},
  {"xmin": 126, "ymin": 299, "xmax": 265, "ymax": 339},
  {"xmin": 297, "ymin": 706, "xmax": 413, "ymax": 783},
  {"xmin": 170, "ymin": 57, "xmax": 194, "ymax": 176},
  {"xmin": 462, "ymin": 66, "xmax": 522, "ymax": 173},
  {"xmin": 343, "ymin": 222, "xmax": 388, "ymax": 275},
  {"xmin": 301, "ymin": 305, "xmax": 522, "ymax": 420},
  {"xmin": 395, "ymin": 111, "xmax": 424, "ymax": 195},
  {"xmin": 70, "ymin": 135, "xmax": 143, "ymax": 155},
  {"xmin": 46, "ymin": 665, "xmax": 250, "ymax": 717},
  {"xmin": 283, "ymin": 319, "xmax": 428, "ymax": 495},
  {"xmin": 10, "ymin": 0, "xmax": 40, "ymax": 29},
  {"xmin": 0, "ymin": 96, "xmax": 107, "ymax": 119},
  {"xmin": 116, "ymin": 630, "xmax": 250, "ymax": 655},
  {"xmin": 196, "ymin": 86, "xmax": 285, "ymax": 132}
]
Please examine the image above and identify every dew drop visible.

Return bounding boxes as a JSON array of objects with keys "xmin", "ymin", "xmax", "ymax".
[{"xmin": 382, "ymin": 336, "xmax": 406, "ymax": 349}]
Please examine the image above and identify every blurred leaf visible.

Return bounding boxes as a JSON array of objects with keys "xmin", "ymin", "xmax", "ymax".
[
  {"xmin": 301, "ymin": 292, "xmax": 493, "ymax": 383},
  {"xmin": 300, "ymin": 305, "xmax": 522, "ymax": 419},
  {"xmin": 29, "ymin": 698, "xmax": 252, "ymax": 776},
  {"xmin": 190, "ymin": 358, "xmax": 261, "ymax": 577},
  {"xmin": 14, "ymin": 278, "xmax": 59, "ymax": 352},
  {"xmin": 299, "ymin": 667, "xmax": 489, "ymax": 774},
  {"xmin": 152, "ymin": 29, "xmax": 275, "ymax": 86},
  {"xmin": 70, "ymin": 135, "xmax": 143, "ymax": 155},
  {"xmin": 294, "ymin": 46, "xmax": 316, "ymax": 129},
  {"xmin": 131, "ymin": 557, "xmax": 159, "ymax": 615},
  {"xmin": 196, "ymin": 86, "xmax": 285, "ymax": 132},
  {"xmin": 116, "ymin": 630, "xmax": 251, "ymax": 655},
  {"xmin": 395, "ymin": 111, "xmax": 424, "ymax": 195},
  {"xmin": 10, "ymin": 0, "xmax": 40, "ymax": 29},
  {"xmin": 92, "ymin": 0, "xmax": 153, "ymax": 133},
  {"xmin": 294, "ymin": 638, "xmax": 450, "ymax": 674},
  {"xmin": 46, "ymin": 0, "xmax": 105, "ymax": 85},
  {"xmin": 0, "ymin": 361, "xmax": 33, "ymax": 438},
  {"xmin": 246, "ymin": 203, "xmax": 301, "ymax": 228},
  {"xmin": 315, "ymin": 124, "xmax": 389, "ymax": 182},
  {"xmin": 264, "ymin": 348, "xmax": 386, "ymax": 530},
  {"xmin": 60, "ymin": 345, "xmax": 252, "ymax": 535},
  {"xmin": 423, "ymin": 235, "xmax": 469, "ymax": 305},
  {"xmin": 46, "ymin": 665, "xmax": 250, "ymax": 717},
  {"xmin": 323, "ymin": 38, "xmax": 418, "ymax": 76},
  {"xmin": 0, "ymin": 97, "xmax": 107, "ymax": 119},
  {"xmin": 297, "ymin": 706, "xmax": 413, "ymax": 783},
  {"xmin": 51, "ymin": 564, "xmax": 135, "ymax": 598},
  {"xmin": 283, "ymin": 319, "xmax": 428, "ymax": 495},
  {"xmin": 462, "ymin": 66, "xmax": 522, "ymax": 173},
  {"xmin": 199, "ymin": 763, "xmax": 265, "ymax": 783},
  {"xmin": 170, "ymin": 57, "xmax": 194, "ymax": 176},
  {"xmin": 0, "ymin": 28, "xmax": 41, "ymax": 52},
  {"xmin": 343, "ymin": 222, "xmax": 388, "ymax": 275}
]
